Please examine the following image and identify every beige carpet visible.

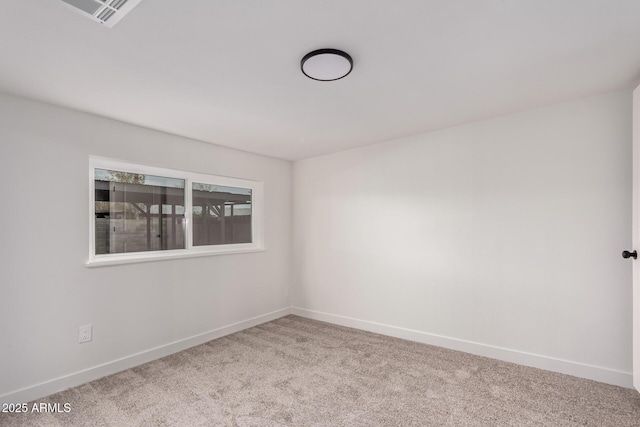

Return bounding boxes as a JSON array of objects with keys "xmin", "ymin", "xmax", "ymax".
[{"xmin": 2, "ymin": 315, "xmax": 639, "ymax": 426}]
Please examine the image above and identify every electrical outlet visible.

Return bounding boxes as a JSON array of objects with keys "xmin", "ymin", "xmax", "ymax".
[{"xmin": 78, "ymin": 325, "xmax": 92, "ymax": 344}]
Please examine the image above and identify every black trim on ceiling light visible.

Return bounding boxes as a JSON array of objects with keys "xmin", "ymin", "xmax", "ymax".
[{"xmin": 301, "ymin": 49, "xmax": 353, "ymax": 81}]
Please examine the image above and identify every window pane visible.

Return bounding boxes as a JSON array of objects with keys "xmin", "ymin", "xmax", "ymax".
[
  {"xmin": 192, "ymin": 183, "xmax": 252, "ymax": 246},
  {"xmin": 95, "ymin": 169, "xmax": 185, "ymax": 254}
]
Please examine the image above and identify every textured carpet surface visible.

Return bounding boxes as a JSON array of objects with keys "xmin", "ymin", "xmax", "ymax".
[{"xmin": 2, "ymin": 315, "xmax": 640, "ymax": 426}]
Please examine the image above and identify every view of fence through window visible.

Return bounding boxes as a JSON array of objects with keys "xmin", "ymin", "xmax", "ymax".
[
  {"xmin": 192, "ymin": 183, "xmax": 252, "ymax": 246},
  {"xmin": 94, "ymin": 169, "xmax": 186, "ymax": 255},
  {"xmin": 94, "ymin": 169, "xmax": 254, "ymax": 256}
]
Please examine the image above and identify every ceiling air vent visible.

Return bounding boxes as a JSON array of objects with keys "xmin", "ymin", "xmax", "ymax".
[{"xmin": 59, "ymin": 0, "xmax": 143, "ymax": 28}]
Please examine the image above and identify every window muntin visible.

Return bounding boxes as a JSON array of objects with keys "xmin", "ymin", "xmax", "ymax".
[{"xmin": 89, "ymin": 157, "xmax": 264, "ymax": 266}]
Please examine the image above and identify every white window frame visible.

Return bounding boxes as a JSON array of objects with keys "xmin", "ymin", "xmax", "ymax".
[{"xmin": 88, "ymin": 156, "xmax": 264, "ymax": 267}]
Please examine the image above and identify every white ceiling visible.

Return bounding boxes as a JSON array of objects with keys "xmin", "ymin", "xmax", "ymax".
[{"xmin": 2, "ymin": 1, "xmax": 640, "ymax": 160}]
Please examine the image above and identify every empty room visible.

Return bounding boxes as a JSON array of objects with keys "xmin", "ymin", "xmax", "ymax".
[{"xmin": 2, "ymin": 1, "xmax": 640, "ymax": 425}]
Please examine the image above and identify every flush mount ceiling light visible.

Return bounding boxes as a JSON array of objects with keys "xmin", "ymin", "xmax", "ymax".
[{"xmin": 301, "ymin": 49, "xmax": 353, "ymax": 81}]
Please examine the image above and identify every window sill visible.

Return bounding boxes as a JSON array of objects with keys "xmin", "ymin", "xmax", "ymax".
[{"xmin": 86, "ymin": 246, "xmax": 265, "ymax": 268}]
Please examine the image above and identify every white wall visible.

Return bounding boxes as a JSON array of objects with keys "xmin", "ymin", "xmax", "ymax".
[
  {"xmin": 292, "ymin": 90, "xmax": 633, "ymax": 386},
  {"xmin": 0, "ymin": 92, "xmax": 292, "ymax": 402},
  {"xmin": 0, "ymin": 88, "xmax": 633, "ymax": 402}
]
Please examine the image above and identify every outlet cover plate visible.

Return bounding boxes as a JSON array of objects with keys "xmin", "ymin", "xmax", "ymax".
[{"xmin": 79, "ymin": 324, "xmax": 92, "ymax": 343}]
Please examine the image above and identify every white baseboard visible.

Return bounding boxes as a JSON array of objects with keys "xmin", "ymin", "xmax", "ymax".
[
  {"xmin": 0, "ymin": 308, "xmax": 291, "ymax": 405},
  {"xmin": 2, "ymin": 305, "xmax": 632, "ymax": 405},
  {"xmin": 291, "ymin": 307, "xmax": 634, "ymax": 389}
]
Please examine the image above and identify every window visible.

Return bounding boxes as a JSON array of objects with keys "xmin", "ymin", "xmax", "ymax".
[
  {"xmin": 89, "ymin": 157, "xmax": 263, "ymax": 266},
  {"xmin": 191, "ymin": 183, "xmax": 252, "ymax": 246},
  {"xmin": 94, "ymin": 169, "xmax": 186, "ymax": 255}
]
